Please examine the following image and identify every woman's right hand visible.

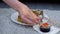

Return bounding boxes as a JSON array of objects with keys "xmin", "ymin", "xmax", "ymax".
[{"xmin": 18, "ymin": 4, "xmax": 41, "ymax": 26}]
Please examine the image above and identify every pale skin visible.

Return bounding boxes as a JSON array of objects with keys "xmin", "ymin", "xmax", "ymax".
[{"xmin": 3, "ymin": 0, "xmax": 40, "ymax": 25}]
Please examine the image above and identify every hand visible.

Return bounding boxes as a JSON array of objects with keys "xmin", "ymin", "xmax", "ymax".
[
  {"xmin": 3, "ymin": 0, "xmax": 40, "ymax": 26},
  {"xmin": 18, "ymin": 4, "xmax": 41, "ymax": 26}
]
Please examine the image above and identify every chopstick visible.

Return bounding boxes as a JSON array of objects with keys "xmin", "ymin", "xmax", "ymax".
[{"xmin": 39, "ymin": 10, "xmax": 44, "ymax": 22}]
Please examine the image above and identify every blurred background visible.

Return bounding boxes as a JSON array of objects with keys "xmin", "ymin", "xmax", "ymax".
[{"xmin": 0, "ymin": 0, "xmax": 60, "ymax": 10}]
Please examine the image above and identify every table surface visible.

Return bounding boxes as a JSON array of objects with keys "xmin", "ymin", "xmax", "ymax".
[{"xmin": 0, "ymin": 3, "xmax": 60, "ymax": 34}]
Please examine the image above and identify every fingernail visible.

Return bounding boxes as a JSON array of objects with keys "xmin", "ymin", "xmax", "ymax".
[
  {"xmin": 34, "ymin": 18, "xmax": 40, "ymax": 23},
  {"xmin": 35, "ymin": 18, "xmax": 40, "ymax": 21}
]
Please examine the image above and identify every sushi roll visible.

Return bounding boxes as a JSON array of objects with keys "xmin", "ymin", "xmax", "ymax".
[{"xmin": 40, "ymin": 23, "xmax": 50, "ymax": 32}]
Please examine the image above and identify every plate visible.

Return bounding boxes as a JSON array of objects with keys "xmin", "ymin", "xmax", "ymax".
[
  {"xmin": 33, "ymin": 24, "xmax": 60, "ymax": 34},
  {"xmin": 11, "ymin": 12, "xmax": 49, "ymax": 26}
]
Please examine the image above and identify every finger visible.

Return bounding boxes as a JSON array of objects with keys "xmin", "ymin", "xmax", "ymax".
[
  {"xmin": 21, "ymin": 15, "xmax": 36, "ymax": 25},
  {"xmin": 24, "ymin": 14, "xmax": 38, "ymax": 24},
  {"xmin": 24, "ymin": 14, "xmax": 41, "ymax": 24},
  {"xmin": 34, "ymin": 17, "xmax": 41, "ymax": 24}
]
